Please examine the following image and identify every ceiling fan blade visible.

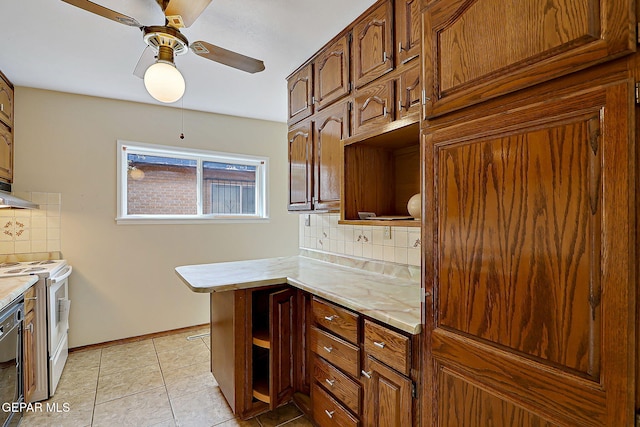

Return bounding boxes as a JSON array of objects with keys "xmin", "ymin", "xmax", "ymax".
[
  {"xmin": 191, "ymin": 41, "xmax": 265, "ymax": 74},
  {"xmin": 133, "ymin": 47, "xmax": 157, "ymax": 79},
  {"xmin": 164, "ymin": 0, "xmax": 212, "ymax": 27},
  {"xmin": 61, "ymin": 0, "xmax": 142, "ymax": 27}
]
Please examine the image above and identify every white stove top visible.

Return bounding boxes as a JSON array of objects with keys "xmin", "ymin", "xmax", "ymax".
[{"xmin": 0, "ymin": 260, "xmax": 68, "ymax": 278}]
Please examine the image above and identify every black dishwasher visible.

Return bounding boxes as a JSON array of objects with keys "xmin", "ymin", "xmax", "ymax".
[{"xmin": 0, "ymin": 300, "xmax": 23, "ymax": 427}]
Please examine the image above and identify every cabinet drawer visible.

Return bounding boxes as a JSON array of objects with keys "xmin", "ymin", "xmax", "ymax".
[
  {"xmin": 364, "ymin": 320, "xmax": 410, "ymax": 376},
  {"xmin": 313, "ymin": 354, "xmax": 361, "ymax": 414},
  {"xmin": 310, "ymin": 326, "xmax": 360, "ymax": 377},
  {"xmin": 312, "ymin": 297, "xmax": 359, "ymax": 344},
  {"xmin": 312, "ymin": 382, "xmax": 359, "ymax": 427},
  {"xmin": 24, "ymin": 286, "xmax": 36, "ymax": 314}
]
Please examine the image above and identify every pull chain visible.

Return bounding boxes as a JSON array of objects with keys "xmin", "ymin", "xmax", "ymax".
[{"xmin": 179, "ymin": 96, "xmax": 185, "ymax": 140}]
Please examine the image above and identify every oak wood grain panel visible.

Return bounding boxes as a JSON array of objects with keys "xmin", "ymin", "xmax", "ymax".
[
  {"xmin": 438, "ymin": 115, "xmax": 598, "ymax": 376},
  {"xmin": 397, "ymin": 61, "xmax": 421, "ymax": 121},
  {"xmin": 310, "ymin": 326, "xmax": 360, "ymax": 377},
  {"xmin": 287, "ymin": 64, "xmax": 313, "ymax": 124},
  {"xmin": 342, "ymin": 144, "xmax": 395, "ymax": 220},
  {"xmin": 423, "ymin": 0, "xmax": 635, "ymax": 117},
  {"xmin": 312, "ymin": 382, "xmax": 360, "ymax": 427},
  {"xmin": 438, "ymin": 366, "xmax": 559, "ymax": 427},
  {"xmin": 314, "ymin": 34, "xmax": 351, "ymax": 110},
  {"xmin": 23, "ymin": 308, "xmax": 36, "ymax": 403},
  {"xmin": 362, "ymin": 355, "xmax": 412, "ymax": 427},
  {"xmin": 424, "ymin": 80, "xmax": 635, "ymax": 426},
  {"xmin": 287, "ymin": 120, "xmax": 313, "ymax": 211},
  {"xmin": 313, "ymin": 101, "xmax": 348, "ymax": 212},
  {"xmin": 313, "ymin": 354, "xmax": 361, "ymax": 414},
  {"xmin": 312, "ymin": 297, "xmax": 360, "ymax": 344},
  {"xmin": 364, "ymin": 319, "xmax": 411, "ymax": 376},
  {"xmin": 270, "ymin": 288, "xmax": 295, "ymax": 409},
  {"xmin": 0, "ymin": 76, "xmax": 13, "ymax": 128},
  {"xmin": 395, "ymin": 0, "xmax": 421, "ymax": 66},
  {"xmin": 393, "ymin": 144, "xmax": 420, "ymax": 215},
  {"xmin": 352, "ymin": 0, "xmax": 394, "ymax": 88},
  {"xmin": 0, "ymin": 123, "xmax": 12, "ymax": 183},
  {"xmin": 352, "ymin": 78, "xmax": 394, "ymax": 136}
]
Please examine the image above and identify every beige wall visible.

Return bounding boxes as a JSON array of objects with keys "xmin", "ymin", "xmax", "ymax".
[{"xmin": 13, "ymin": 87, "xmax": 299, "ymax": 348}]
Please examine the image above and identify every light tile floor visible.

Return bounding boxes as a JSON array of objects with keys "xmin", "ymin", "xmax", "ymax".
[{"xmin": 21, "ymin": 327, "xmax": 313, "ymax": 427}]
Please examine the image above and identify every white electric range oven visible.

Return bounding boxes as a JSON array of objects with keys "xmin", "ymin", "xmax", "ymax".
[{"xmin": 0, "ymin": 260, "xmax": 72, "ymax": 400}]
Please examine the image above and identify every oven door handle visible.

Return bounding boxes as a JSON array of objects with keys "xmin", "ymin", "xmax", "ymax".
[{"xmin": 50, "ymin": 266, "xmax": 73, "ymax": 283}]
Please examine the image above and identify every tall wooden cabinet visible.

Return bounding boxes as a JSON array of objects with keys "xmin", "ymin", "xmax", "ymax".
[
  {"xmin": 421, "ymin": 0, "xmax": 637, "ymax": 426},
  {"xmin": 0, "ymin": 71, "xmax": 14, "ymax": 184}
]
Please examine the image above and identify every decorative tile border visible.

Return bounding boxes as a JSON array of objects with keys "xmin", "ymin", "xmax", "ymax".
[{"xmin": 0, "ymin": 192, "xmax": 61, "ymax": 255}]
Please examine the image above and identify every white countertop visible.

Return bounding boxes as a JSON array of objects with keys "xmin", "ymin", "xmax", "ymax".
[
  {"xmin": 0, "ymin": 275, "xmax": 38, "ymax": 311},
  {"xmin": 175, "ymin": 255, "xmax": 422, "ymax": 335}
]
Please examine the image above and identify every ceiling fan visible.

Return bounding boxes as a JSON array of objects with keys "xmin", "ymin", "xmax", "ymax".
[{"xmin": 61, "ymin": 0, "xmax": 265, "ymax": 103}]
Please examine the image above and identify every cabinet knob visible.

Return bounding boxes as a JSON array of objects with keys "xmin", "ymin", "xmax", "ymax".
[
  {"xmin": 324, "ymin": 315, "xmax": 337, "ymax": 322},
  {"xmin": 373, "ymin": 341, "xmax": 386, "ymax": 349},
  {"xmin": 325, "ymin": 409, "xmax": 335, "ymax": 418},
  {"xmin": 323, "ymin": 346, "xmax": 333, "ymax": 353},
  {"xmin": 361, "ymin": 370, "xmax": 372, "ymax": 379},
  {"xmin": 325, "ymin": 378, "xmax": 335, "ymax": 387},
  {"xmin": 25, "ymin": 297, "xmax": 37, "ymax": 301}
]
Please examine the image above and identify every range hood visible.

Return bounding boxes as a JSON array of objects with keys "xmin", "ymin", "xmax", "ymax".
[{"xmin": 0, "ymin": 182, "xmax": 39, "ymax": 209}]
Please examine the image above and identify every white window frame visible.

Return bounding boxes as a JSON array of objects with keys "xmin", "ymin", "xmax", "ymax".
[{"xmin": 116, "ymin": 140, "xmax": 269, "ymax": 224}]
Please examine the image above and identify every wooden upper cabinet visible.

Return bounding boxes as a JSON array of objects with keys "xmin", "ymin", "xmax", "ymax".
[
  {"xmin": 397, "ymin": 61, "xmax": 421, "ymax": 121},
  {"xmin": 0, "ymin": 123, "xmax": 12, "ymax": 183},
  {"xmin": 352, "ymin": 77, "xmax": 394, "ymax": 136},
  {"xmin": 287, "ymin": 64, "xmax": 313, "ymax": 124},
  {"xmin": 422, "ymin": 0, "xmax": 636, "ymax": 117},
  {"xmin": 313, "ymin": 34, "xmax": 350, "ymax": 111},
  {"xmin": 0, "ymin": 76, "xmax": 13, "ymax": 128},
  {"xmin": 395, "ymin": 0, "xmax": 421, "ymax": 66},
  {"xmin": 313, "ymin": 101, "xmax": 348, "ymax": 212},
  {"xmin": 352, "ymin": 0, "xmax": 394, "ymax": 89},
  {"xmin": 287, "ymin": 120, "xmax": 313, "ymax": 211}
]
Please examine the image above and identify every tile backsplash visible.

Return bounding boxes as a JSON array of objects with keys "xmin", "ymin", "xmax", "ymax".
[
  {"xmin": 0, "ymin": 192, "xmax": 61, "ymax": 254},
  {"xmin": 299, "ymin": 213, "xmax": 421, "ymax": 267}
]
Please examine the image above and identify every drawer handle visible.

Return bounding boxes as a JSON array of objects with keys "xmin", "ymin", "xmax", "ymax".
[
  {"xmin": 25, "ymin": 297, "xmax": 37, "ymax": 301},
  {"xmin": 323, "ymin": 346, "xmax": 333, "ymax": 353},
  {"xmin": 325, "ymin": 378, "xmax": 335, "ymax": 387},
  {"xmin": 325, "ymin": 409, "xmax": 335, "ymax": 418},
  {"xmin": 361, "ymin": 370, "xmax": 372, "ymax": 379},
  {"xmin": 324, "ymin": 315, "xmax": 338, "ymax": 321},
  {"xmin": 374, "ymin": 341, "xmax": 386, "ymax": 349}
]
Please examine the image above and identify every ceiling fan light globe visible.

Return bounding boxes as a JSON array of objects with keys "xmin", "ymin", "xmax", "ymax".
[{"xmin": 143, "ymin": 61, "xmax": 185, "ymax": 103}]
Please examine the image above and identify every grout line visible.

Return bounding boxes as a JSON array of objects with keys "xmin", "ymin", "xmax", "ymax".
[
  {"xmin": 89, "ymin": 348, "xmax": 103, "ymax": 427},
  {"xmin": 275, "ymin": 414, "xmax": 306, "ymax": 426},
  {"xmin": 153, "ymin": 337, "xmax": 179, "ymax": 425}
]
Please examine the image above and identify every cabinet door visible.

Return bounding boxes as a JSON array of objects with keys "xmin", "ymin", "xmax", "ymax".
[
  {"xmin": 396, "ymin": 61, "xmax": 420, "ymax": 121},
  {"xmin": 313, "ymin": 34, "xmax": 350, "ymax": 111},
  {"xmin": 0, "ymin": 123, "xmax": 13, "ymax": 183},
  {"xmin": 313, "ymin": 101, "xmax": 348, "ymax": 212},
  {"xmin": 0, "ymin": 77, "xmax": 13, "ymax": 128},
  {"xmin": 294, "ymin": 290, "xmax": 311, "ymax": 395},
  {"xmin": 288, "ymin": 64, "xmax": 313, "ymax": 124},
  {"xmin": 424, "ymin": 80, "xmax": 635, "ymax": 426},
  {"xmin": 269, "ymin": 288, "xmax": 295, "ymax": 409},
  {"xmin": 352, "ymin": 79, "xmax": 394, "ymax": 136},
  {"xmin": 288, "ymin": 120, "xmax": 313, "ymax": 211},
  {"xmin": 23, "ymin": 309, "xmax": 36, "ymax": 403},
  {"xmin": 422, "ymin": 0, "xmax": 635, "ymax": 117},
  {"xmin": 362, "ymin": 355, "xmax": 412, "ymax": 427},
  {"xmin": 352, "ymin": 0, "xmax": 394, "ymax": 88},
  {"xmin": 395, "ymin": 0, "xmax": 421, "ymax": 65}
]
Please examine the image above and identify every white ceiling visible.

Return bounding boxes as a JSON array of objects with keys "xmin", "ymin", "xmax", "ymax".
[{"xmin": 0, "ymin": 0, "xmax": 377, "ymax": 123}]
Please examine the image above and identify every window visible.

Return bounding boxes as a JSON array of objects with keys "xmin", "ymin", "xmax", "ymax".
[{"xmin": 117, "ymin": 141, "xmax": 268, "ymax": 223}]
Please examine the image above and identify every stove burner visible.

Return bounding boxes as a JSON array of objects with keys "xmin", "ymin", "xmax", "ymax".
[
  {"xmin": 5, "ymin": 269, "xmax": 25, "ymax": 274},
  {"xmin": 0, "ymin": 262, "xmax": 20, "ymax": 268},
  {"xmin": 25, "ymin": 267, "xmax": 46, "ymax": 272}
]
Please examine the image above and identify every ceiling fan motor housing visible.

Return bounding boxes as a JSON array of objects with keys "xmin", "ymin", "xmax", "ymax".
[{"xmin": 143, "ymin": 25, "xmax": 190, "ymax": 58}]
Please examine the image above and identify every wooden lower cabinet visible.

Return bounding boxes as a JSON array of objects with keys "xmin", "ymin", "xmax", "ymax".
[
  {"xmin": 23, "ymin": 287, "xmax": 36, "ymax": 403},
  {"xmin": 210, "ymin": 285, "xmax": 295, "ymax": 419},
  {"xmin": 362, "ymin": 355, "xmax": 412, "ymax": 427}
]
